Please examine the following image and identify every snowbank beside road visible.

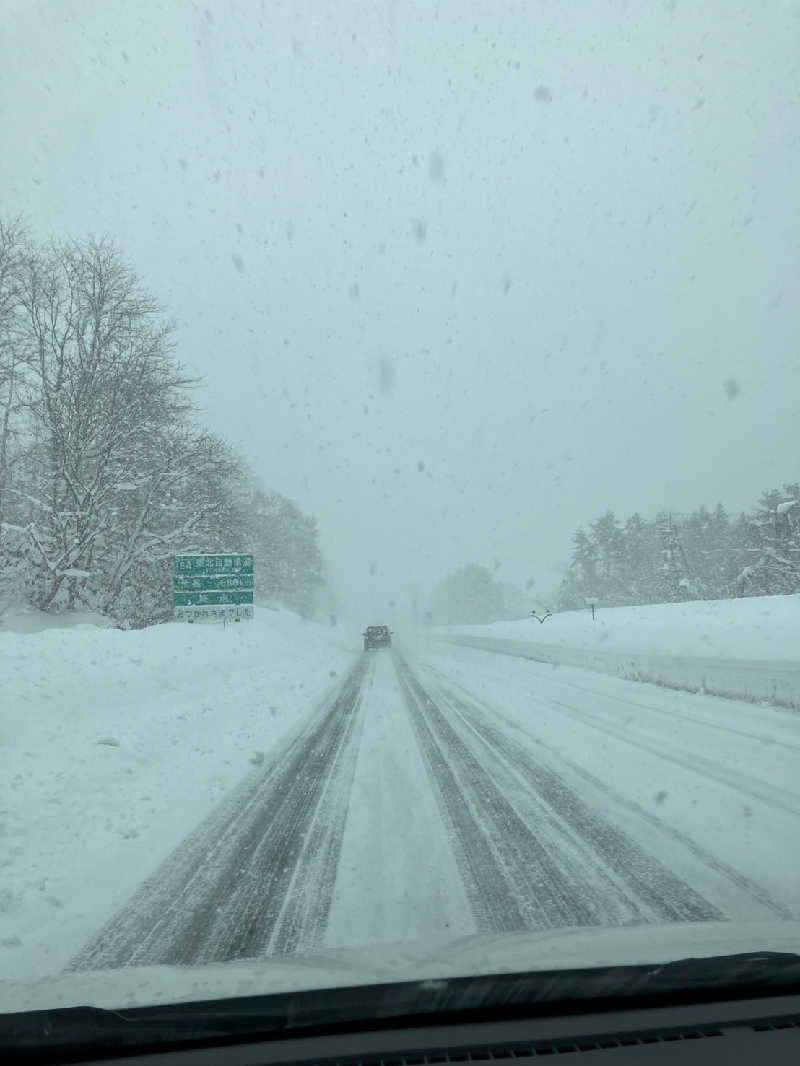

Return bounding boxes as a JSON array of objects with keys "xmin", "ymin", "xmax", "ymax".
[
  {"xmin": 0, "ymin": 606, "xmax": 113, "ymax": 633},
  {"xmin": 438, "ymin": 595, "xmax": 800, "ymax": 709},
  {"xmin": 445, "ymin": 595, "xmax": 800, "ymax": 661},
  {"xmin": 1, "ymin": 609, "xmax": 355, "ymax": 982}
]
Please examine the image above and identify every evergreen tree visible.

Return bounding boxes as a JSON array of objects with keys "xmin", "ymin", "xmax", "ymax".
[
  {"xmin": 738, "ymin": 487, "xmax": 800, "ymax": 595},
  {"xmin": 654, "ymin": 512, "xmax": 696, "ymax": 602},
  {"xmin": 623, "ymin": 513, "xmax": 659, "ymax": 603},
  {"xmin": 590, "ymin": 510, "xmax": 627, "ymax": 604},
  {"xmin": 558, "ymin": 487, "xmax": 800, "ymax": 611},
  {"xmin": 430, "ymin": 564, "xmax": 526, "ymax": 625}
]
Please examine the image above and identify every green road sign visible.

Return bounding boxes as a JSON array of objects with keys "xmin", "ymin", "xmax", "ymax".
[
  {"xmin": 173, "ymin": 554, "xmax": 254, "ymax": 575},
  {"xmin": 173, "ymin": 573, "xmax": 254, "ymax": 592},
  {"xmin": 174, "ymin": 589, "xmax": 254, "ymax": 607},
  {"xmin": 172, "ymin": 554, "xmax": 255, "ymax": 622},
  {"xmin": 175, "ymin": 604, "xmax": 254, "ymax": 623}
]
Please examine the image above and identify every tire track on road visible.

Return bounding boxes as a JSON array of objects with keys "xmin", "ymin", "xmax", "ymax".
[
  {"xmin": 539, "ymin": 674, "xmax": 800, "ymax": 754},
  {"xmin": 71, "ymin": 656, "xmax": 368, "ymax": 970},
  {"xmin": 395, "ymin": 654, "xmax": 722, "ymax": 934},
  {"xmin": 439, "ymin": 641, "xmax": 800, "ymax": 752},
  {"xmin": 544, "ymin": 695, "xmax": 800, "ymax": 819},
  {"xmin": 394, "ymin": 653, "xmax": 600, "ymax": 932},
  {"xmin": 423, "ymin": 663, "xmax": 795, "ymax": 919},
  {"xmin": 436, "ymin": 685, "xmax": 726, "ymax": 922}
]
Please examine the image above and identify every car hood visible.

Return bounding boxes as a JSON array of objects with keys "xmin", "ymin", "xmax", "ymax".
[{"xmin": 3, "ymin": 920, "xmax": 800, "ymax": 1014}]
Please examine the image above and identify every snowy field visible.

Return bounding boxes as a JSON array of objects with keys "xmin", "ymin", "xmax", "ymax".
[
  {"xmin": 3, "ymin": 601, "xmax": 800, "ymax": 1011},
  {"xmin": 2, "ymin": 608, "xmax": 354, "ymax": 981},
  {"xmin": 438, "ymin": 595, "xmax": 800, "ymax": 708}
]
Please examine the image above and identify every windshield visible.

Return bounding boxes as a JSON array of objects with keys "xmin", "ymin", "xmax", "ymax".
[{"xmin": 2, "ymin": 0, "xmax": 800, "ymax": 1027}]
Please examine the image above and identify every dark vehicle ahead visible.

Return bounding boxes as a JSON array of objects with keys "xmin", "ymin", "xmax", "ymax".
[{"xmin": 363, "ymin": 625, "xmax": 391, "ymax": 650}]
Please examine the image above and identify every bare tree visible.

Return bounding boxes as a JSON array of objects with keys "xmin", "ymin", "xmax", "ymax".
[
  {"xmin": 15, "ymin": 236, "xmax": 194, "ymax": 610},
  {"xmin": 0, "ymin": 217, "xmax": 28, "ymax": 533},
  {"xmin": 1, "ymin": 220, "xmax": 329, "ymax": 626},
  {"xmin": 99, "ymin": 428, "xmax": 245, "ymax": 619}
]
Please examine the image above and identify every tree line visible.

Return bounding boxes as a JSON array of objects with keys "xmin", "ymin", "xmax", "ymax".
[
  {"xmin": 557, "ymin": 487, "xmax": 800, "ymax": 610},
  {"xmin": 430, "ymin": 564, "xmax": 528, "ymax": 625},
  {"xmin": 0, "ymin": 217, "xmax": 323, "ymax": 626}
]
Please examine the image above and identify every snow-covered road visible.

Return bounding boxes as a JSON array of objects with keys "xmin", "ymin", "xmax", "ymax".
[
  {"xmin": 70, "ymin": 643, "xmax": 800, "ymax": 972},
  {"xmin": 73, "ymin": 657, "xmax": 369, "ymax": 969}
]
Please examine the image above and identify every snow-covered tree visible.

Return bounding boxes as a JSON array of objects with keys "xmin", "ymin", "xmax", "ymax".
[
  {"xmin": 244, "ymin": 487, "xmax": 324, "ymax": 617},
  {"xmin": 654, "ymin": 512, "xmax": 696, "ymax": 602},
  {"xmin": 590, "ymin": 510, "xmax": 628, "ymax": 604},
  {"xmin": 0, "ymin": 218, "xmax": 330, "ymax": 627},
  {"xmin": 737, "ymin": 487, "xmax": 800, "ymax": 596},
  {"xmin": 557, "ymin": 486, "xmax": 800, "ymax": 611},
  {"xmin": 556, "ymin": 528, "xmax": 601, "ymax": 609},
  {"xmin": 0, "ymin": 217, "xmax": 28, "ymax": 547},
  {"xmin": 430, "ymin": 564, "xmax": 527, "ymax": 625},
  {"xmin": 10, "ymin": 236, "xmax": 191, "ymax": 611},
  {"xmin": 622, "ymin": 512, "xmax": 659, "ymax": 604},
  {"xmin": 96, "ymin": 429, "xmax": 246, "ymax": 623}
]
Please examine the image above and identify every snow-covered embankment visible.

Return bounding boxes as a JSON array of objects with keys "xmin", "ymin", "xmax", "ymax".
[
  {"xmin": 1, "ymin": 608, "xmax": 355, "ymax": 981},
  {"xmin": 438, "ymin": 595, "xmax": 800, "ymax": 709}
]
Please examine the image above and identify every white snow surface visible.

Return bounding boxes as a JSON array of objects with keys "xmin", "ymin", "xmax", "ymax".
[
  {"xmin": 442, "ymin": 595, "xmax": 800, "ymax": 660},
  {"xmin": 324, "ymin": 653, "xmax": 475, "ymax": 950},
  {"xmin": 417, "ymin": 642, "xmax": 800, "ymax": 915},
  {"xmin": 438, "ymin": 595, "xmax": 800, "ymax": 707},
  {"xmin": 3, "ymin": 600, "xmax": 800, "ymax": 1014},
  {"xmin": 4, "ymin": 920, "xmax": 800, "ymax": 1013},
  {"xmin": 1, "ymin": 605, "xmax": 113, "ymax": 633},
  {"xmin": 1, "ymin": 609, "xmax": 354, "ymax": 982}
]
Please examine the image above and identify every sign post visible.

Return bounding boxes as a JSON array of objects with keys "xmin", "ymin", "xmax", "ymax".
[{"xmin": 173, "ymin": 554, "xmax": 254, "ymax": 623}]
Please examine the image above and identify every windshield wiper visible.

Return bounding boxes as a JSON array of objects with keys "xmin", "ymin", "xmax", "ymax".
[{"xmin": 4, "ymin": 951, "xmax": 800, "ymax": 1064}]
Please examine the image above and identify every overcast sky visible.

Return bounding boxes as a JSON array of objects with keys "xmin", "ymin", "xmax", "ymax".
[{"xmin": 2, "ymin": 0, "xmax": 799, "ymax": 618}]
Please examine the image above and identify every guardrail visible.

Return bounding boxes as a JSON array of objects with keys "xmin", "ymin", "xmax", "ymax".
[{"xmin": 439, "ymin": 634, "xmax": 800, "ymax": 711}]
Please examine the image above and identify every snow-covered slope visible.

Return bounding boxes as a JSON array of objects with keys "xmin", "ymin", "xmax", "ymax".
[
  {"xmin": 0, "ymin": 606, "xmax": 113, "ymax": 634},
  {"xmin": 1, "ymin": 609, "xmax": 355, "ymax": 981},
  {"xmin": 437, "ymin": 595, "xmax": 800, "ymax": 708},
  {"xmin": 444, "ymin": 595, "xmax": 800, "ymax": 660}
]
